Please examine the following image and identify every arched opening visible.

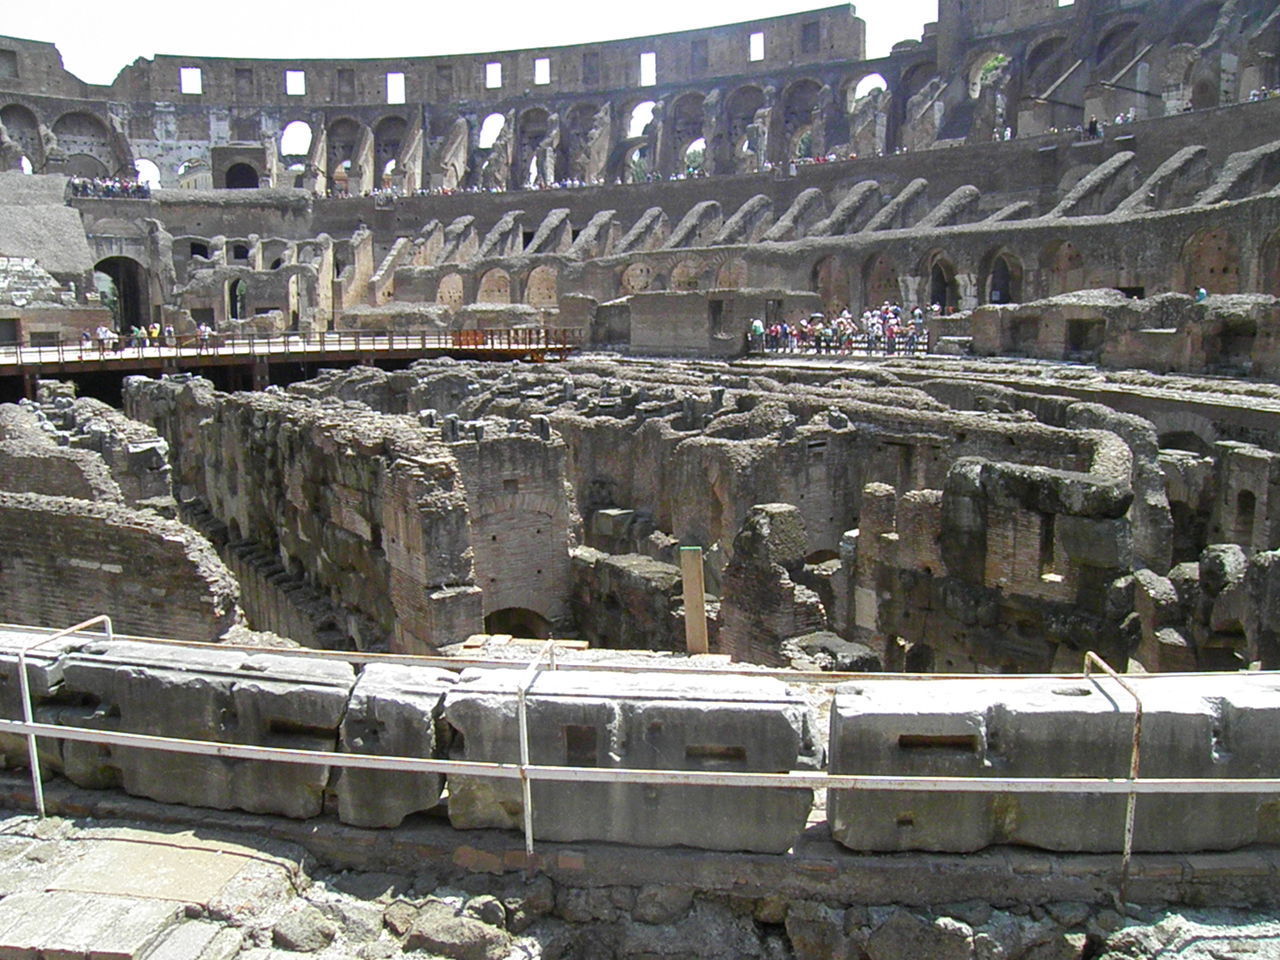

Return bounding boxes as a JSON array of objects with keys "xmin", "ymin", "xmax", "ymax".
[
  {"xmin": 280, "ymin": 120, "xmax": 313, "ymax": 158},
  {"xmin": 133, "ymin": 158, "xmax": 161, "ymax": 190},
  {"xmin": 476, "ymin": 268, "xmax": 511, "ymax": 304},
  {"xmin": 374, "ymin": 115, "xmax": 407, "ymax": 180},
  {"xmin": 1095, "ymin": 23, "xmax": 1138, "ymax": 66},
  {"xmin": 1172, "ymin": 2, "xmax": 1222, "ymax": 46},
  {"xmin": 852, "ymin": 73, "xmax": 887, "ymax": 103},
  {"xmin": 94, "ymin": 257, "xmax": 147, "ymax": 330},
  {"xmin": 1045, "ymin": 241, "xmax": 1085, "ymax": 295},
  {"xmin": 1235, "ymin": 490, "xmax": 1257, "ymax": 548},
  {"xmin": 987, "ymin": 252, "xmax": 1023, "ymax": 304},
  {"xmin": 224, "ymin": 163, "xmax": 259, "ymax": 189},
  {"xmin": 811, "ymin": 255, "xmax": 850, "ymax": 313},
  {"xmin": 477, "ymin": 113, "xmax": 506, "ymax": 150},
  {"xmin": 628, "ymin": 101, "xmax": 656, "ymax": 139},
  {"xmin": 1025, "ymin": 36, "xmax": 1067, "ymax": 88},
  {"xmin": 1, "ymin": 104, "xmax": 43, "ymax": 168},
  {"xmin": 525, "ymin": 265, "xmax": 558, "ymax": 307},
  {"xmin": 436, "ymin": 273, "xmax": 465, "ymax": 307},
  {"xmin": 966, "ymin": 51, "xmax": 1008, "ymax": 99},
  {"xmin": 781, "ymin": 79, "xmax": 822, "ymax": 161},
  {"xmin": 683, "ymin": 137, "xmax": 706, "ymax": 174},
  {"xmin": 560, "ymin": 102, "xmax": 600, "ymax": 181},
  {"xmin": 863, "ymin": 254, "xmax": 900, "ymax": 307},
  {"xmin": 1190, "ymin": 78, "xmax": 1219, "ymax": 111},
  {"xmin": 1183, "ymin": 228, "xmax": 1241, "ymax": 294},
  {"xmin": 228, "ymin": 278, "xmax": 247, "ymax": 320},
  {"xmin": 928, "ymin": 257, "xmax": 959, "ymax": 312},
  {"xmin": 622, "ymin": 143, "xmax": 650, "ymax": 183},
  {"xmin": 326, "ymin": 118, "xmax": 363, "ymax": 192},
  {"xmin": 516, "ymin": 108, "xmax": 550, "ymax": 189},
  {"xmin": 670, "ymin": 92, "xmax": 705, "ymax": 172},
  {"xmin": 484, "ymin": 607, "xmax": 553, "ymax": 639},
  {"xmin": 52, "ymin": 112, "xmax": 113, "ymax": 175},
  {"xmin": 900, "ymin": 62, "xmax": 938, "ymax": 102},
  {"xmin": 725, "ymin": 85, "xmax": 765, "ymax": 172},
  {"xmin": 18, "ymin": 156, "xmax": 32, "ymax": 175},
  {"xmin": 671, "ymin": 259, "xmax": 704, "ymax": 291},
  {"xmin": 382, "ymin": 158, "xmax": 398, "ymax": 187}
]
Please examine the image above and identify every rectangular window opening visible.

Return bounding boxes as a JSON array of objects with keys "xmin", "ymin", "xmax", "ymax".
[
  {"xmin": 686, "ymin": 744, "xmax": 747, "ymax": 765},
  {"xmin": 801, "ymin": 21, "xmax": 820, "ymax": 54},
  {"xmin": 639, "ymin": 51, "xmax": 656, "ymax": 87},
  {"xmin": 749, "ymin": 32, "xmax": 765, "ymax": 62},
  {"xmin": 285, "ymin": 70, "xmax": 306, "ymax": 96},
  {"xmin": 179, "ymin": 67, "xmax": 203, "ymax": 95},
  {"xmin": 386, "ymin": 72, "xmax": 405, "ymax": 104},
  {"xmin": 897, "ymin": 734, "xmax": 980, "ymax": 752},
  {"xmin": 565, "ymin": 724, "xmax": 598, "ymax": 766},
  {"xmin": 0, "ymin": 50, "xmax": 17, "ymax": 80},
  {"xmin": 582, "ymin": 51, "xmax": 600, "ymax": 86},
  {"xmin": 534, "ymin": 57, "xmax": 550, "ymax": 85},
  {"xmin": 485, "ymin": 61, "xmax": 503, "ymax": 89}
]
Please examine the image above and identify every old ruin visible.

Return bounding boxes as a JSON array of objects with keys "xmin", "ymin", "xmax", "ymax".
[{"xmin": 0, "ymin": 1, "xmax": 1279, "ymax": 958}]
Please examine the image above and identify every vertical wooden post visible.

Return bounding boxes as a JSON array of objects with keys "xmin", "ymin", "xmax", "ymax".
[{"xmin": 680, "ymin": 546, "xmax": 709, "ymax": 655}]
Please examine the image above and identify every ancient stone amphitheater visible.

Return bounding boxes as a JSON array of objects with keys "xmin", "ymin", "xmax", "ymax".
[{"xmin": 0, "ymin": 2, "xmax": 1279, "ymax": 958}]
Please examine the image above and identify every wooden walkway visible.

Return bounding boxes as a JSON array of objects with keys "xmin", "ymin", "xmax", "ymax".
[{"xmin": 0, "ymin": 328, "xmax": 583, "ymax": 396}]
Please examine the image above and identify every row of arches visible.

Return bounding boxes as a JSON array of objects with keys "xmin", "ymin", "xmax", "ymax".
[
  {"xmin": 1, "ymin": 103, "xmax": 123, "ymax": 176},
  {"xmin": 435, "ymin": 264, "xmax": 560, "ymax": 309}
]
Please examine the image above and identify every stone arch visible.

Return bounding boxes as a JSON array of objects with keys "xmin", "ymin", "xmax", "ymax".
[
  {"xmin": 671, "ymin": 259, "xmax": 706, "ymax": 291},
  {"xmin": 1189, "ymin": 74, "xmax": 1219, "ymax": 110},
  {"xmin": 965, "ymin": 48, "xmax": 1008, "ymax": 100},
  {"xmin": 620, "ymin": 261, "xmax": 653, "ymax": 294},
  {"xmin": 811, "ymin": 255, "xmax": 850, "ymax": 313},
  {"xmin": 476, "ymin": 268, "xmax": 512, "ymax": 303},
  {"xmin": 373, "ymin": 115, "xmax": 407, "ymax": 178},
  {"xmin": 1172, "ymin": 2, "xmax": 1222, "ymax": 46},
  {"xmin": 715, "ymin": 258, "xmax": 749, "ymax": 289},
  {"xmin": 477, "ymin": 112, "xmax": 506, "ymax": 149},
  {"xmin": 1024, "ymin": 35, "xmax": 1069, "ymax": 89},
  {"xmin": 94, "ymin": 255, "xmax": 149, "ymax": 329},
  {"xmin": 516, "ymin": 107, "xmax": 550, "ymax": 188},
  {"xmin": 780, "ymin": 78, "xmax": 822, "ymax": 160},
  {"xmin": 845, "ymin": 72, "xmax": 889, "ymax": 113},
  {"xmin": 669, "ymin": 91, "xmax": 706, "ymax": 160},
  {"xmin": 227, "ymin": 277, "xmax": 247, "ymax": 320},
  {"xmin": 133, "ymin": 158, "xmax": 162, "ymax": 189},
  {"xmin": 1095, "ymin": 21, "xmax": 1140, "ymax": 66},
  {"xmin": 525, "ymin": 264, "xmax": 558, "ymax": 307},
  {"xmin": 1044, "ymin": 240, "xmax": 1086, "ymax": 296},
  {"xmin": 1259, "ymin": 230, "xmax": 1280, "ymax": 297},
  {"xmin": 436, "ymin": 273, "xmax": 465, "ymax": 308},
  {"xmin": 1183, "ymin": 228, "xmax": 1241, "ymax": 294},
  {"xmin": 1, "ymin": 104, "xmax": 43, "ymax": 169},
  {"xmin": 862, "ymin": 253, "xmax": 900, "ymax": 308},
  {"xmin": 725, "ymin": 85, "xmax": 765, "ymax": 172},
  {"xmin": 982, "ymin": 249, "xmax": 1024, "ymax": 304},
  {"xmin": 899, "ymin": 61, "xmax": 938, "ymax": 101},
  {"xmin": 53, "ymin": 111, "xmax": 115, "ymax": 175},
  {"xmin": 559, "ymin": 101, "xmax": 599, "ymax": 181},
  {"xmin": 224, "ymin": 162, "xmax": 259, "ymax": 189},
  {"xmin": 484, "ymin": 607, "xmax": 553, "ymax": 639},
  {"xmin": 279, "ymin": 120, "xmax": 312, "ymax": 159},
  {"xmin": 922, "ymin": 251, "xmax": 960, "ymax": 312},
  {"xmin": 326, "ymin": 117, "xmax": 365, "ymax": 182}
]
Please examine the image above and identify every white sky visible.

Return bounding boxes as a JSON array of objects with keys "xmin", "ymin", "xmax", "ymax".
[{"xmin": 4, "ymin": 0, "xmax": 936, "ymax": 86}]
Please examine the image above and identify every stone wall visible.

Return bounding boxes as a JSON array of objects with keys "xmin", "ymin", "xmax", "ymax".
[{"xmin": 0, "ymin": 492, "xmax": 238, "ymax": 640}]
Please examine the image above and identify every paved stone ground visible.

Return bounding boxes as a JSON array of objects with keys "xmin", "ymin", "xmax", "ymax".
[{"xmin": 0, "ymin": 801, "xmax": 1274, "ymax": 958}]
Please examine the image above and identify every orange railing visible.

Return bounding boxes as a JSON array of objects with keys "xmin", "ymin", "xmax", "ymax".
[{"xmin": 0, "ymin": 327, "xmax": 585, "ymax": 367}]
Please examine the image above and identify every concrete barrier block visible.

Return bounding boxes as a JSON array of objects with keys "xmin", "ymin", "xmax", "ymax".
[
  {"xmin": 49, "ymin": 640, "xmax": 354, "ymax": 819},
  {"xmin": 829, "ymin": 676, "xmax": 1279, "ymax": 854},
  {"xmin": 445, "ymin": 668, "xmax": 817, "ymax": 853},
  {"xmin": 334, "ymin": 663, "xmax": 455, "ymax": 828}
]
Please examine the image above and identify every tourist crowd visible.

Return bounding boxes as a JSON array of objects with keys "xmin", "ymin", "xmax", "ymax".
[
  {"xmin": 69, "ymin": 177, "xmax": 152, "ymax": 199},
  {"xmin": 748, "ymin": 302, "xmax": 938, "ymax": 357}
]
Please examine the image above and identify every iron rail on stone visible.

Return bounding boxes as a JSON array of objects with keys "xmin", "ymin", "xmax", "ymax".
[{"xmin": 4, "ymin": 620, "xmax": 1280, "ymax": 873}]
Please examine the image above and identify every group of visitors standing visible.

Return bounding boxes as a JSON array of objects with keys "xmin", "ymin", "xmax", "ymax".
[
  {"xmin": 69, "ymin": 177, "xmax": 152, "ymax": 200},
  {"xmin": 749, "ymin": 302, "xmax": 937, "ymax": 356},
  {"xmin": 85, "ymin": 321, "xmax": 178, "ymax": 353}
]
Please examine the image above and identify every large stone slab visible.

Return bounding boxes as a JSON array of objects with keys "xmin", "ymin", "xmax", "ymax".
[
  {"xmin": 48, "ymin": 640, "xmax": 354, "ymax": 819},
  {"xmin": 829, "ymin": 674, "xmax": 1277, "ymax": 853},
  {"xmin": 0, "ymin": 891, "xmax": 180, "ymax": 959},
  {"xmin": 445, "ymin": 667, "xmax": 818, "ymax": 853},
  {"xmin": 334, "ymin": 662, "xmax": 455, "ymax": 828}
]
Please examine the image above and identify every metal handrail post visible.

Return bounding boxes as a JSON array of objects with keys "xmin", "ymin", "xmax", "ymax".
[
  {"xmin": 1084, "ymin": 650, "xmax": 1143, "ymax": 904},
  {"xmin": 516, "ymin": 640, "xmax": 557, "ymax": 862},
  {"xmin": 18, "ymin": 615, "xmax": 113, "ymax": 817}
]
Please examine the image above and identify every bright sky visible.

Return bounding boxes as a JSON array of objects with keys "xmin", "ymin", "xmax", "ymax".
[{"xmin": 5, "ymin": 0, "xmax": 936, "ymax": 86}]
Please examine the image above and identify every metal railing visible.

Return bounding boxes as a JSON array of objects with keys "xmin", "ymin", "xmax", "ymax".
[
  {"xmin": 6, "ymin": 622, "xmax": 1280, "ymax": 876},
  {"xmin": 0, "ymin": 327, "xmax": 584, "ymax": 367}
]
